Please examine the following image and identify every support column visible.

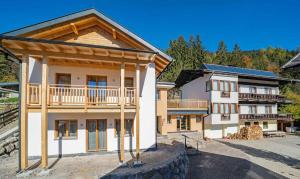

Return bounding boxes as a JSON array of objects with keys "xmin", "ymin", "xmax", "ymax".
[
  {"xmin": 281, "ymin": 122, "xmax": 284, "ymax": 131},
  {"xmin": 120, "ymin": 63, "xmax": 125, "ymax": 163},
  {"xmin": 135, "ymin": 63, "xmax": 140, "ymax": 161},
  {"xmin": 41, "ymin": 56, "xmax": 48, "ymax": 168},
  {"xmin": 20, "ymin": 55, "xmax": 29, "ymax": 170}
]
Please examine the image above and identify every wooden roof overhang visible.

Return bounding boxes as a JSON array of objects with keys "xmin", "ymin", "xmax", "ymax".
[{"xmin": 0, "ymin": 35, "xmax": 169, "ymax": 73}]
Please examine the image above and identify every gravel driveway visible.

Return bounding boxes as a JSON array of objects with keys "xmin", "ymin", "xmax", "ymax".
[{"xmin": 188, "ymin": 135, "xmax": 300, "ymax": 179}]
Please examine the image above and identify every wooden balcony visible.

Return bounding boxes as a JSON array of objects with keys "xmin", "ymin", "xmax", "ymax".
[
  {"xmin": 27, "ymin": 84, "xmax": 136, "ymax": 108},
  {"xmin": 239, "ymin": 93, "xmax": 287, "ymax": 103},
  {"xmin": 239, "ymin": 114, "xmax": 293, "ymax": 121},
  {"xmin": 167, "ymin": 99, "xmax": 208, "ymax": 110}
]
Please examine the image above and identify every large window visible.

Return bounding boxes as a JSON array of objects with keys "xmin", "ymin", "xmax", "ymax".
[
  {"xmin": 213, "ymin": 103, "xmax": 219, "ymax": 113},
  {"xmin": 115, "ymin": 119, "xmax": 134, "ymax": 136},
  {"xmin": 265, "ymin": 88, "xmax": 272, "ymax": 95},
  {"xmin": 224, "ymin": 81, "xmax": 230, "ymax": 92},
  {"xmin": 231, "ymin": 104, "xmax": 237, "ymax": 113},
  {"xmin": 55, "ymin": 120, "xmax": 77, "ymax": 139},
  {"xmin": 56, "ymin": 73, "xmax": 71, "ymax": 86},
  {"xmin": 213, "ymin": 80, "xmax": 219, "ymax": 90},
  {"xmin": 220, "ymin": 81, "xmax": 224, "ymax": 91},
  {"xmin": 196, "ymin": 115, "xmax": 202, "ymax": 123},
  {"xmin": 125, "ymin": 77, "xmax": 134, "ymax": 87},
  {"xmin": 265, "ymin": 105, "xmax": 272, "ymax": 114},
  {"xmin": 220, "ymin": 103, "xmax": 225, "ymax": 113}
]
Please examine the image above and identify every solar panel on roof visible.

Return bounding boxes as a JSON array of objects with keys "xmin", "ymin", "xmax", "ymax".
[{"xmin": 202, "ymin": 64, "xmax": 277, "ymax": 78}]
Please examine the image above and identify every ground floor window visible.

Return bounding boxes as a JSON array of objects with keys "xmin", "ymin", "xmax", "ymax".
[
  {"xmin": 263, "ymin": 122, "xmax": 268, "ymax": 129},
  {"xmin": 196, "ymin": 115, "xmax": 202, "ymax": 123},
  {"xmin": 167, "ymin": 115, "xmax": 172, "ymax": 124},
  {"xmin": 245, "ymin": 122, "xmax": 251, "ymax": 127},
  {"xmin": 115, "ymin": 119, "xmax": 134, "ymax": 136},
  {"xmin": 55, "ymin": 120, "xmax": 78, "ymax": 139},
  {"xmin": 254, "ymin": 122, "xmax": 259, "ymax": 126}
]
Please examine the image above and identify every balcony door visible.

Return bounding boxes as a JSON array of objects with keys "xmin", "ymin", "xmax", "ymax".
[
  {"xmin": 176, "ymin": 115, "xmax": 191, "ymax": 131},
  {"xmin": 87, "ymin": 76, "xmax": 107, "ymax": 104}
]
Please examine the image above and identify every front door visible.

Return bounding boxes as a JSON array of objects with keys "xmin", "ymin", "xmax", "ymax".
[{"xmin": 87, "ymin": 119, "xmax": 107, "ymax": 151}]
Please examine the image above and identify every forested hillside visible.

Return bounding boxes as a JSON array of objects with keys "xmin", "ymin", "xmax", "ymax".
[
  {"xmin": 159, "ymin": 35, "xmax": 298, "ymax": 82},
  {"xmin": 0, "ymin": 53, "xmax": 18, "ymax": 82}
]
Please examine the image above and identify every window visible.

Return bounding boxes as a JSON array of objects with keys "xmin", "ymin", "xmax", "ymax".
[
  {"xmin": 245, "ymin": 122, "xmax": 251, "ymax": 127},
  {"xmin": 263, "ymin": 122, "xmax": 268, "ymax": 129},
  {"xmin": 231, "ymin": 82, "xmax": 236, "ymax": 92},
  {"xmin": 250, "ymin": 87, "xmax": 257, "ymax": 94},
  {"xmin": 220, "ymin": 81, "xmax": 224, "ymax": 91},
  {"xmin": 206, "ymin": 81, "xmax": 211, "ymax": 91},
  {"xmin": 220, "ymin": 103, "xmax": 225, "ymax": 113},
  {"xmin": 56, "ymin": 73, "xmax": 71, "ymax": 86},
  {"xmin": 196, "ymin": 115, "xmax": 202, "ymax": 123},
  {"xmin": 213, "ymin": 103, "xmax": 219, "ymax": 113},
  {"xmin": 224, "ymin": 81, "xmax": 230, "ymax": 92},
  {"xmin": 231, "ymin": 104, "xmax": 237, "ymax": 113},
  {"xmin": 125, "ymin": 77, "xmax": 134, "ymax": 87},
  {"xmin": 265, "ymin": 88, "xmax": 272, "ymax": 95},
  {"xmin": 249, "ymin": 105, "xmax": 257, "ymax": 114},
  {"xmin": 254, "ymin": 122, "xmax": 259, "ymax": 126},
  {"xmin": 213, "ymin": 80, "xmax": 218, "ymax": 90},
  {"xmin": 167, "ymin": 115, "xmax": 172, "ymax": 124},
  {"xmin": 224, "ymin": 103, "xmax": 229, "ymax": 114},
  {"xmin": 115, "ymin": 119, "xmax": 134, "ymax": 136},
  {"xmin": 55, "ymin": 120, "xmax": 77, "ymax": 139},
  {"xmin": 156, "ymin": 90, "xmax": 161, "ymax": 100},
  {"xmin": 265, "ymin": 106, "xmax": 272, "ymax": 114}
]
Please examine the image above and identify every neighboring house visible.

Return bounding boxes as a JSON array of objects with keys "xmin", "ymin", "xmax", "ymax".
[
  {"xmin": 0, "ymin": 82, "xmax": 19, "ymax": 98},
  {"xmin": 282, "ymin": 53, "xmax": 300, "ymax": 69},
  {"xmin": 175, "ymin": 64, "xmax": 293, "ymax": 139},
  {"xmin": 156, "ymin": 82, "xmax": 208, "ymax": 135},
  {"xmin": 0, "ymin": 9, "xmax": 171, "ymax": 170}
]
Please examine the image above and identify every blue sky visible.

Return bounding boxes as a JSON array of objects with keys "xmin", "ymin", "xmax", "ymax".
[{"xmin": 0, "ymin": 0, "xmax": 299, "ymax": 51}]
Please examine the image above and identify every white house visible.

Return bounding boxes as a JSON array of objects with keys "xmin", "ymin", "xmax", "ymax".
[
  {"xmin": 0, "ymin": 9, "xmax": 171, "ymax": 169},
  {"xmin": 176, "ymin": 64, "xmax": 293, "ymax": 139}
]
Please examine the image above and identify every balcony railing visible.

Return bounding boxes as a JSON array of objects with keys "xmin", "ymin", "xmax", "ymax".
[
  {"xmin": 239, "ymin": 114, "xmax": 293, "ymax": 121},
  {"xmin": 167, "ymin": 99, "xmax": 208, "ymax": 109},
  {"xmin": 27, "ymin": 84, "xmax": 136, "ymax": 107},
  {"xmin": 221, "ymin": 114, "xmax": 230, "ymax": 121},
  {"xmin": 239, "ymin": 93, "xmax": 286, "ymax": 102}
]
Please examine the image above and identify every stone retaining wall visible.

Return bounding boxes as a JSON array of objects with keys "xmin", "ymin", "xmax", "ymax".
[
  {"xmin": 0, "ymin": 131, "xmax": 19, "ymax": 158},
  {"xmin": 102, "ymin": 145, "xmax": 189, "ymax": 179}
]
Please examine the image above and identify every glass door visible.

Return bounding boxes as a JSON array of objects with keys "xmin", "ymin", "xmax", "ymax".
[
  {"xmin": 87, "ymin": 76, "xmax": 107, "ymax": 104},
  {"xmin": 98, "ymin": 120, "xmax": 107, "ymax": 150},
  {"xmin": 87, "ymin": 120, "xmax": 97, "ymax": 151},
  {"xmin": 87, "ymin": 119, "xmax": 107, "ymax": 151},
  {"xmin": 176, "ymin": 115, "xmax": 191, "ymax": 131}
]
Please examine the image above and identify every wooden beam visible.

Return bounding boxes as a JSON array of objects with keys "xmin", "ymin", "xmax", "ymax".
[
  {"xmin": 70, "ymin": 23, "xmax": 79, "ymax": 35},
  {"xmin": 9, "ymin": 48, "xmax": 150, "ymax": 65},
  {"xmin": 41, "ymin": 55, "xmax": 48, "ymax": 168},
  {"xmin": 135, "ymin": 63, "xmax": 140, "ymax": 161},
  {"xmin": 20, "ymin": 54, "xmax": 29, "ymax": 170},
  {"xmin": 112, "ymin": 29, "xmax": 117, "ymax": 39},
  {"xmin": 120, "ymin": 63, "xmax": 125, "ymax": 163}
]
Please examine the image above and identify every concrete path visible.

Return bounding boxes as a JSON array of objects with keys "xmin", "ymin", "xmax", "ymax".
[
  {"xmin": 188, "ymin": 135, "xmax": 300, "ymax": 179},
  {"xmin": 0, "ymin": 126, "xmax": 18, "ymax": 140}
]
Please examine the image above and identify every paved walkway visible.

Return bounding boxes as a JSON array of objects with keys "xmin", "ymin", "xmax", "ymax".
[{"xmin": 188, "ymin": 135, "xmax": 300, "ymax": 179}]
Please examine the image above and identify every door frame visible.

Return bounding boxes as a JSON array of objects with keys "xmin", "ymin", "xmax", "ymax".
[
  {"xmin": 86, "ymin": 75, "xmax": 108, "ymax": 104},
  {"xmin": 176, "ymin": 115, "xmax": 191, "ymax": 131},
  {"xmin": 86, "ymin": 119, "xmax": 107, "ymax": 152}
]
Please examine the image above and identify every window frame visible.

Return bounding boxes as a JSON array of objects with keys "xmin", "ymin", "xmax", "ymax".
[
  {"xmin": 115, "ymin": 119, "xmax": 134, "ymax": 137},
  {"xmin": 196, "ymin": 115, "xmax": 202, "ymax": 123},
  {"xmin": 230, "ymin": 82, "xmax": 236, "ymax": 92},
  {"xmin": 54, "ymin": 120, "xmax": 78, "ymax": 140},
  {"xmin": 263, "ymin": 121, "xmax": 268, "ymax": 129},
  {"xmin": 55, "ymin": 73, "xmax": 71, "ymax": 87}
]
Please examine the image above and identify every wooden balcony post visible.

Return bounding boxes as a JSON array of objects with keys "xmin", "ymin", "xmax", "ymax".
[
  {"xmin": 135, "ymin": 63, "xmax": 140, "ymax": 161},
  {"xmin": 20, "ymin": 54, "xmax": 29, "ymax": 170},
  {"xmin": 120, "ymin": 63, "xmax": 125, "ymax": 163},
  {"xmin": 84, "ymin": 86, "xmax": 88, "ymax": 111},
  {"xmin": 41, "ymin": 56, "xmax": 48, "ymax": 168}
]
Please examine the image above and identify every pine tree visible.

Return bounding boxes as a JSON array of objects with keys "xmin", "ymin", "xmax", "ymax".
[{"xmin": 214, "ymin": 41, "xmax": 228, "ymax": 65}]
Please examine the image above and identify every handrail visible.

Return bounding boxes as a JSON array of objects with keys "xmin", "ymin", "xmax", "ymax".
[
  {"xmin": 168, "ymin": 99, "xmax": 208, "ymax": 109},
  {"xmin": 182, "ymin": 134, "xmax": 202, "ymax": 151},
  {"xmin": 239, "ymin": 93, "xmax": 285, "ymax": 101},
  {"xmin": 239, "ymin": 113, "xmax": 293, "ymax": 120}
]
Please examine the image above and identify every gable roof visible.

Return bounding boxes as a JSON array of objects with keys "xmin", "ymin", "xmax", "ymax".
[
  {"xmin": 282, "ymin": 53, "xmax": 300, "ymax": 69},
  {"xmin": 2, "ymin": 8, "xmax": 172, "ymax": 62},
  {"xmin": 202, "ymin": 64, "xmax": 278, "ymax": 79}
]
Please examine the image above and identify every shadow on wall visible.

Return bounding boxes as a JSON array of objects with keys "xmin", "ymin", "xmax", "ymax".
[{"xmin": 219, "ymin": 140, "xmax": 300, "ymax": 169}]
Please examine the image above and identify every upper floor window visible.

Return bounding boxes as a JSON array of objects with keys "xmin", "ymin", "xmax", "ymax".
[
  {"xmin": 220, "ymin": 81, "xmax": 224, "ymax": 91},
  {"xmin": 213, "ymin": 80, "xmax": 218, "ymax": 90},
  {"xmin": 125, "ymin": 77, "xmax": 134, "ymax": 88},
  {"xmin": 249, "ymin": 87, "xmax": 257, "ymax": 94},
  {"xmin": 56, "ymin": 73, "xmax": 71, "ymax": 86},
  {"xmin": 249, "ymin": 105, "xmax": 257, "ymax": 114},
  {"xmin": 224, "ymin": 81, "xmax": 230, "ymax": 92},
  {"xmin": 206, "ymin": 81, "xmax": 211, "ymax": 91},
  {"xmin": 265, "ymin": 88, "xmax": 272, "ymax": 95},
  {"xmin": 231, "ymin": 104, "xmax": 237, "ymax": 113},
  {"xmin": 230, "ymin": 82, "xmax": 237, "ymax": 92},
  {"xmin": 213, "ymin": 103, "xmax": 219, "ymax": 113},
  {"xmin": 265, "ymin": 105, "xmax": 272, "ymax": 114}
]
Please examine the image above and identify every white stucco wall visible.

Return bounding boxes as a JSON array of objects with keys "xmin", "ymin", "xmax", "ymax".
[
  {"xmin": 239, "ymin": 120, "xmax": 277, "ymax": 131},
  {"xmin": 181, "ymin": 74, "xmax": 210, "ymax": 100},
  {"xmin": 27, "ymin": 62, "xmax": 156, "ymax": 156}
]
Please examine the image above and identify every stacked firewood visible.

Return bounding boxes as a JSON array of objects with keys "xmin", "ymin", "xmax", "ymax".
[{"xmin": 229, "ymin": 126, "xmax": 263, "ymax": 140}]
